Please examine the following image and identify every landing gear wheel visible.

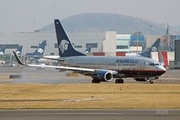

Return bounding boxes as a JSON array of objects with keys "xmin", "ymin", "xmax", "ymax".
[
  {"xmin": 92, "ymin": 79, "xmax": 100, "ymax": 83},
  {"xmin": 149, "ymin": 80, "xmax": 153, "ymax": 84},
  {"xmin": 115, "ymin": 79, "xmax": 124, "ymax": 84}
]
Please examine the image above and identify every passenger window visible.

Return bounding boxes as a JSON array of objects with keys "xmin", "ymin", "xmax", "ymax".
[{"xmin": 150, "ymin": 63, "xmax": 154, "ymax": 66}]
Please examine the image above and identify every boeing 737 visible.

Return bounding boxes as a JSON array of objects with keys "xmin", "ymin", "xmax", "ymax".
[
  {"xmin": 38, "ymin": 46, "xmax": 92, "ymax": 63},
  {"xmin": 0, "ymin": 46, "xmax": 6, "ymax": 55},
  {"xmin": 13, "ymin": 19, "xmax": 166, "ymax": 84},
  {"xmin": 15, "ymin": 45, "xmax": 23, "ymax": 56},
  {"xmin": 25, "ymin": 40, "xmax": 47, "ymax": 59},
  {"xmin": 126, "ymin": 38, "xmax": 160, "ymax": 57},
  {"xmin": 84, "ymin": 46, "xmax": 91, "ymax": 53},
  {"xmin": 139, "ymin": 38, "xmax": 160, "ymax": 58}
]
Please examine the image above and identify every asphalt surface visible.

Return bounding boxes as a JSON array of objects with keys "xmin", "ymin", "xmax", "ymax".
[
  {"xmin": 0, "ymin": 109, "xmax": 180, "ymax": 120},
  {"xmin": 0, "ymin": 67, "xmax": 180, "ymax": 119}
]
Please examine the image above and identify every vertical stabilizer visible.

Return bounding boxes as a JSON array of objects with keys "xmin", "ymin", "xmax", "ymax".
[
  {"xmin": 26, "ymin": 40, "xmax": 46, "ymax": 56},
  {"xmin": 33, "ymin": 40, "xmax": 46, "ymax": 55},
  {"xmin": 0, "ymin": 46, "xmax": 6, "ymax": 54},
  {"xmin": 140, "ymin": 38, "xmax": 160, "ymax": 58},
  {"xmin": 15, "ymin": 45, "xmax": 23, "ymax": 56},
  {"xmin": 54, "ymin": 19, "xmax": 85, "ymax": 57},
  {"xmin": 84, "ymin": 46, "xmax": 92, "ymax": 53}
]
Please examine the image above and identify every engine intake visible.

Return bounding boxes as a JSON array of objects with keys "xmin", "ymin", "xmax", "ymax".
[{"xmin": 93, "ymin": 70, "xmax": 113, "ymax": 82}]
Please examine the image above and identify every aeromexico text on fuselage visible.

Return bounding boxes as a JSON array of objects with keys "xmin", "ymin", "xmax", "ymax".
[{"xmin": 116, "ymin": 59, "xmax": 138, "ymax": 64}]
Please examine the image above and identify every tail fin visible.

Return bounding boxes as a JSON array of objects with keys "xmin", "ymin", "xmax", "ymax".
[
  {"xmin": 140, "ymin": 38, "xmax": 160, "ymax": 58},
  {"xmin": 0, "ymin": 46, "xmax": 6, "ymax": 54},
  {"xmin": 33, "ymin": 40, "xmax": 46, "ymax": 55},
  {"xmin": 84, "ymin": 46, "xmax": 91, "ymax": 53},
  {"xmin": 54, "ymin": 19, "xmax": 85, "ymax": 57},
  {"xmin": 170, "ymin": 46, "xmax": 174, "ymax": 52},
  {"xmin": 13, "ymin": 51, "xmax": 25, "ymax": 65},
  {"xmin": 150, "ymin": 38, "xmax": 160, "ymax": 52},
  {"xmin": 26, "ymin": 40, "xmax": 46, "ymax": 56},
  {"xmin": 15, "ymin": 45, "xmax": 23, "ymax": 56}
]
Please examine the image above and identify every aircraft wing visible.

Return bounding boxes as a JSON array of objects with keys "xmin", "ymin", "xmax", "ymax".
[
  {"xmin": 28, "ymin": 64, "xmax": 94, "ymax": 72},
  {"xmin": 42, "ymin": 56, "xmax": 60, "ymax": 60},
  {"xmin": 13, "ymin": 51, "xmax": 117, "ymax": 75},
  {"xmin": 36, "ymin": 56, "xmax": 64, "ymax": 61}
]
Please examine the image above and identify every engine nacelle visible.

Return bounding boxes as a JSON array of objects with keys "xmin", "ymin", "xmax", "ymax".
[{"xmin": 93, "ymin": 70, "xmax": 113, "ymax": 82}]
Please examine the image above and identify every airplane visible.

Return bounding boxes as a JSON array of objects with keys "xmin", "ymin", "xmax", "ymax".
[
  {"xmin": 25, "ymin": 40, "xmax": 47, "ymax": 59},
  {"xmin": 139, "ymin": 38, "xmax": 160, "ymax": 58},
  {"xmin": 13, "ymin": 19, "xmax": 166, "ymax": 84},
  {"xmin": 84, "ymin": 46, "xmax": 91, "ymax": 53},
  {"xmin": 126, "ymin": 38, "xmax": 160, "ymax": 57},
  {"xmin": 15, "ymin": 45, "xmax": 23, "ymax": 56},
  {"xmin": 38, "ymin": 46, "xmax": 92, "ymax": 63},
  {"xmin": 0, "ymin": 46, "xmax": 6, "ymax": 55}
]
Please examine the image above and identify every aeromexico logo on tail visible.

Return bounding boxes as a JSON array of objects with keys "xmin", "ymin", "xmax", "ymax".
[
  {"xmin": 37, "ymin": 48, "xmax": 44, "ymax": 54},
  {"xmin": 59, "ymin": 39, "xmax": 69, "ymax": 53},
  {"xmin": 16, "ymin": 51, "xmax": 21, "ymax": 55},
  {"xmin": 152, "ymin": 46, "xmax": 157, "ymax": 52}
]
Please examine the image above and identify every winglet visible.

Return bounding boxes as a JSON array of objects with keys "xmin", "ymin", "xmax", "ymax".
[{"xmin": 13, "ymin": 51, "xmax": 25, "ymax": 65}]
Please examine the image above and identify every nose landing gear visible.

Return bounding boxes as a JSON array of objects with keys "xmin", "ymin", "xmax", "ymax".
[{"xmin": 148, "ymin": 80, "xmax": 153, "ymax": 84}]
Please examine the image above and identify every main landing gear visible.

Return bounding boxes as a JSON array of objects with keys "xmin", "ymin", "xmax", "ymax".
[
  {"xmin": 91, "ymin": 78, "xmax": 124, "ymax": 83},
  {"xmin": 92, "ymin": 78, "xmax": 100, "ymax": 83},
  {"xmin": 115, "ymin": 78, "xmax": 124, "ymax": 83}
]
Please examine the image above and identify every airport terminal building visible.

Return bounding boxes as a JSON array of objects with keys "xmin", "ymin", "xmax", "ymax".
[
  {"xmin": 0, "ymin": 32, "xmax": 105, "ymax": 55},
  {"xmin": 0, "ymin": 31, "xmax": 166, "ymax": 55},
  {"xmin": 0, "ymin": 31, "xmax": 179, "ymax": 67}
]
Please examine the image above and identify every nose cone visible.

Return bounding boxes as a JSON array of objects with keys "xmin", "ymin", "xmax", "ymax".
[
  {"xmin": 161, "ymin": 66, "xmax": 166, "ymax": 71},
  {"xmin": 158, "ymin": 66, "xmax": 166, "ymax": 75}
]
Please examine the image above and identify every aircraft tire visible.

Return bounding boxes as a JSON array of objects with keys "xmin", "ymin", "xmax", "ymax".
[
  {"xmin": 149, "ymin": 80, "xmax": 153, "ymax": 84},
  {"xmin": 92, "ymin": 79, "xmax": 100, "ymax": 83},
  {"xmin": 115, "ymin": 79, "xmax": 124, "ymax": 84}
]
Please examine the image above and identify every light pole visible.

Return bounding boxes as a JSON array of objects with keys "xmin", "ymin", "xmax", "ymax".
[{"xmin": 149, "ymin": 24, "xmax": 152, "ymax": 35}]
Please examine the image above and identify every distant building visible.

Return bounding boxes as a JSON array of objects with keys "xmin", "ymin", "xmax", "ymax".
[{"xmin": 0, "ymin": 32, "xmax": 177, "ymax": 55}]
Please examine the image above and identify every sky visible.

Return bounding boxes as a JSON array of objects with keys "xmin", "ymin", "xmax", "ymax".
[{"xmin": 0, "ymin": 0, "xmax": 180, "ymax": 33}]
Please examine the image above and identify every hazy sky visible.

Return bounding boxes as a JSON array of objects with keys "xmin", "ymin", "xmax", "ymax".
[{"xmin": 0, "ymin": 0, "xmax": 180, "ymax": 33}]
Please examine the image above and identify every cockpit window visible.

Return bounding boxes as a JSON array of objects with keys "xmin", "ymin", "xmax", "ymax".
[
  {"xmin": 150, "ymin": 63, "xmax": 160, "ymax": 66},
  {"xmin": 155, "ymin": 63, "xmax": 160, "ymax": 66}
]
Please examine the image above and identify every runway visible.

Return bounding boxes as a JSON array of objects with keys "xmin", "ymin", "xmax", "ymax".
[
  {"xmin": 0, "ymin": 109, "xmax": 180, "ymax": 120},
  {"xmin": 0, "ymin": 67, "xmax": 180, "ymax": 119}
]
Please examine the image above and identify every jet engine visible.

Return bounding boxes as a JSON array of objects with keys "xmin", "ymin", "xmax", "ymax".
[{"xmin": 93, "ymin": 70, "xmax": 113, "ymax": 82}]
